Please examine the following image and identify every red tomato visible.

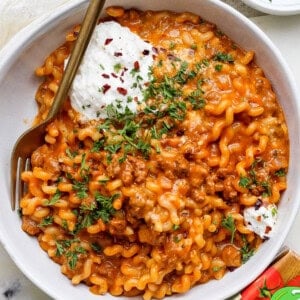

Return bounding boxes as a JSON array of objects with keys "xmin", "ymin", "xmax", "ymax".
[
  {"xmin": 241, "ymin": 267, "xmax": 284, "ymax": 300},
  {"xmin": 286, "ymin": 275, "xmax": 300, "ymax": 287}
]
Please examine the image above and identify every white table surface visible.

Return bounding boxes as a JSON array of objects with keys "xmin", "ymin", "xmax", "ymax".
[{"xmin": 0, "ymin": 1, "xmax": 299, "ymax": 299}]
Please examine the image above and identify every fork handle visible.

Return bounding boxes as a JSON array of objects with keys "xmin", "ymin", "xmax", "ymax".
[{"xmin": 47, "ymin": 0, "xmax": 106, "ymax": 120}]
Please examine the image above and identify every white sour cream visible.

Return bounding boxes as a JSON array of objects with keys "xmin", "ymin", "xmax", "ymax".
[
  {"xmin": 68, "ymin": 21, "xmax": 154, "ymax": 121},
  {"xmin": 244, "ymin": 204, "xmax": 278, "ymax": 239}
]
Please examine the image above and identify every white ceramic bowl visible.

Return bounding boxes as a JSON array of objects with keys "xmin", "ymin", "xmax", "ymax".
[
  {"xmin": 0, "ymin": 1, "xmax": 300, "ymax": 299},
  {"xmin": 241, "ymin": 0, "xmax": 300, "ymax": 16}
]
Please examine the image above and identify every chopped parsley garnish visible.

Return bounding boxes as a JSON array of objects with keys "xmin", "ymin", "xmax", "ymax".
[
  {"xmin": 271, "ymin": 206, "xmax": 278, "ymax": 217},
  {"xmin": 104, "ymin": 143, "xmax": 122, "ymax": 154},
  {"xmin": 215, "ymin": 64, "xmax": 223, "ymax": 72},
  {"xmin": 91, "ymin": 139, "xmax": 105, "ymax": 152},
  {"xmin": 275, "ymin": 168, "xmax": 286, "ymax": 177},
  {"xmin": 72, "ymin": 179, "xmax": 88, "ymax": 199},
  {"xmin": 169, "ymin": 42, "xmax": 176, "ymax": 50},
  {"xmin": 167, "ymin": 101, "xmax": 187, "ymax": 121},
  {"xmin": 55, "ymin": 239, "xmax": 87, "ymax": 270},
  {"xmin": 173, "ymin": 236, "xmax": 181, "ymax": 243},
  {"xmin": 173, "ymin": 224, "xmax": 180, "ymax": 230},
  {"xmin": 66, "ymin": 245, "xmax": 87, "ymax": 270},
  {"xmin": 44, "ymin": 189, "xmax": 61, "ymax": 206},
  {"xmin": 94, "ymin": 192, "xmax": 119, "ymax": 223},
  {"xmin": 240, "ymin": 236, "xmax": 255, "ymax": 263},
  {"xmin": 113, "ymin": 63, "xmax": 122, "ymax": 73},
  {"xmin": 39, "ymin": 216, "xmax": 54, "ymax": 227},
  {"xmin": 91, "ymin": 242, "xmax": 102, "ymax": 253},
  {"xmin": 66, "ymin": 148, "xmax": 78, "ymax": 158},
  {"xmin": 221, "ymin": 214, "xmax": 236, "ymax": 243},
  {"xmin": 214, "ymin": 52, "xmax": 234, "ymax": 63},
  {"xmin": 71, "ymin": 193, "xmax": 119, "ymax": 235},
  {"xmin": 238, "ymin": 159, "xmax": 272, "ymax": 197},
  {"xmin": 212, "ymin": 266, "xmax": 224, "ymax": 272},
  {"xmin": 239, "ymin": 176, "xmax": 252, "ymax": 189}
]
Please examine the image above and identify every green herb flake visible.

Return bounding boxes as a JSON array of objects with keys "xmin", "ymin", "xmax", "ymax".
[
  {"xmin": 91, "ymin": 242, "xmax": 102, "ymax": 253},
  {"xmin": 275, "ymin": 168, "xmax": 286, "ymax": 177},
  {"xmin": 215, "ymin": 64, "xmax": 223, "ymax": 72},
  {"xmin": 113, "ymin": 63, "xmax": 122, "ymax": 73},
  {"xmin": 66, "ymin": 148, "xmax": 78, "ymax": 158},
  {"xmin": 169, "ymin": 42, "xmax": 176, "ymax": 50},
  {"xmin": 66, "ymin": 246, "xmax": 87, "ymax": 270},
  {"xmin": 44, "ymin": 189, "xmax": 61, "ymax": 206},
  {"xmin": 94, "ymin": 192, "xmax": 119, "ymax": 223},
  {"xmin": 271, "ymin": 206, "xmax": 278, "ymax": 217},
  {"xmin": 39, "ymin": 216, "xmax": 54, "ymax": 227},
  {"xmin": 214, "ymin": 52, "xmax": 234, "ymax": 63},
  {"xmin": 239, "ymin": 176, "xmax": 252, "ymax": 189},
  {"xmin": 72, "ymin": 180, "xmax": 88, "ymax": 199},
  {"xmin": 212, "ymin": 266, "xmax": 223, "ymax": 272},
  {"xmin": 91, "ymin": 139, "xmax": 105, "ymax": 153},
  {"xmin": 240, "ymin": 244, "xmax": 254, "ymax": 264},
  {"xmin": 173, "ymin": 224, "xmax": 180, "ymax": 230},
  {"xmin": 173, "ymin": 236, "xmax": 181, "ymax": 243},
  {"xmin": 221, "ymin": 214, "xmax": 236, "ymax": 243}
]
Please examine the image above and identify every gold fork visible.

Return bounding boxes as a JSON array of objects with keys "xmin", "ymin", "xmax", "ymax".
[{"xmin": 10, "ymin": 0, "xmax": 106, "ymax": 210}]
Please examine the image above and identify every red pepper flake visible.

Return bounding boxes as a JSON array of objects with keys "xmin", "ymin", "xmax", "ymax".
[
  {"xmin": 102, "ymin": 73, "xmax": 110, "ymax": 79},
  {"xmin": 152, "ymin": 47, "xmax": 158, "ymax": 54},
  {"xmin": 120, "ymin": 77, "xmax": 124, "ymax": 83},
  {"xmin": 102, "ymin": 84, "xmax": 111, "ymax": 94},
  {"xmin": 120, "ymin": 69, "xmax": 127, "ymax": 77},
  {"xmin": 104, "ymin": 38, "xmax": 113, "ymax": 45},
  {"xmin": 142, "ymin": 49, "xmax": 150, "ymax": 55},
  {"xmin": 114, "ymin": 52, "xmax": 123, "ymax": 57},
  {"xmin": 111, "ymin": 73, "xmax": 118, "ymax": 78},
  {"xmin": 265, "ymin": 226, "xmax": 272, "ymax": 234},
  {"xmin": 117, "ymin": 87, "xmax": 127, "ymax": 96},
  {"xmin": 134, "ymin": 61, "xmax": 140, "ymax": 71},
  {"xmin": 167, "ymin": 53, "xmax": 178, "ymax": 61}
]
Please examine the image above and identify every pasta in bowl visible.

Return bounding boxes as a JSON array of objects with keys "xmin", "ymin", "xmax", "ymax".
[{"xmin": 0, "ymin": 1, "xmax": 299, "ymax": 300}]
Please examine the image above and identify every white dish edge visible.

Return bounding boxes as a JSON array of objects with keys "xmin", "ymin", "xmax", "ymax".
[{"xmin": 241, "ymin": 0, "xmax": 300, "ymax": 15}]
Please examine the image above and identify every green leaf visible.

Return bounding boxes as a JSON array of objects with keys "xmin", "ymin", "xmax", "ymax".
[
  {"xmin": 275, "ymin": 168, "xmax": 286, "ymax": 177},
  {"xmin": 39, "ymin": 216, "xmax": 54, "ymax": 227},
  {"xmin": 213, "ymin": 52, "xmax": 234, "ymax": 63},
  {"xmin": 221, "ymin": 215, "xmax": 236, "ymax": 243},
  {"xmin": 44, "ymin": 189, "xmax": 61, "ymax": 206},
  {"xmin": 239, "ymin": 176, "xmax": 252, "ymax": 188},
  {"xmin": 240, "ymin": 240, "xmax": 254, "ymax": 263}
]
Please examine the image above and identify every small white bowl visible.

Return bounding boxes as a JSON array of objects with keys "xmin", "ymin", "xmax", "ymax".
[
  {"xmin": 241, "ymin": 0, "xmax": 300, "ymax": 16},
  {"xmin": 0, "ymin": 0, "xmax": 300, "ymax": 299}
]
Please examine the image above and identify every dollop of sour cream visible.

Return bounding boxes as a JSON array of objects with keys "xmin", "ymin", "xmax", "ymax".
[
  {"xmin": 68, "ymin": 21, "xmax": 154, "ymax": 121},
  {"xmin": 244, "ymin": 204, "xmax": 278, "ymax": 239}
]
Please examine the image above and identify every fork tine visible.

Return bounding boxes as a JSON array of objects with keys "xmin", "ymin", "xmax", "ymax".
[
  {"xmin": 16, "ymin": 157, "xmax": 25, "ymax": 211},
  {"xmin": 10, "ymin": 155, "xmax": 20, "ymax": 211},
  {"xmin": 22, "ymin": 157, "xmax": 31, "ymax": 199},
  {"xmin": 10, "ymin": 156, "xmax": 30, "ymax": 211}
]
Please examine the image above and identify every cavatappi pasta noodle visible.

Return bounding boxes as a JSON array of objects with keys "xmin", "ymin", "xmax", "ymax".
[{"xmin": 20, "ymin": 6, "xmax": 289, "ymax": 299}]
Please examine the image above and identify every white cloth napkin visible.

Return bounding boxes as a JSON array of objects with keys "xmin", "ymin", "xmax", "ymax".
[{"xmin": 0, "ymin": 0, "xmax": 72, "ymax": 49}]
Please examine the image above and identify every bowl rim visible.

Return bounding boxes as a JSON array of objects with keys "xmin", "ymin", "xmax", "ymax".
[{"xmin": 0, "ymin": 0, "xmax": 300, "ymax": 299}]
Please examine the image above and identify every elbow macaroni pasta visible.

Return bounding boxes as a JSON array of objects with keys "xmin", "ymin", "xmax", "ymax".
[{"xmin": 20, "ymin": 7, "xmax": 289, "ymax": 300}]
